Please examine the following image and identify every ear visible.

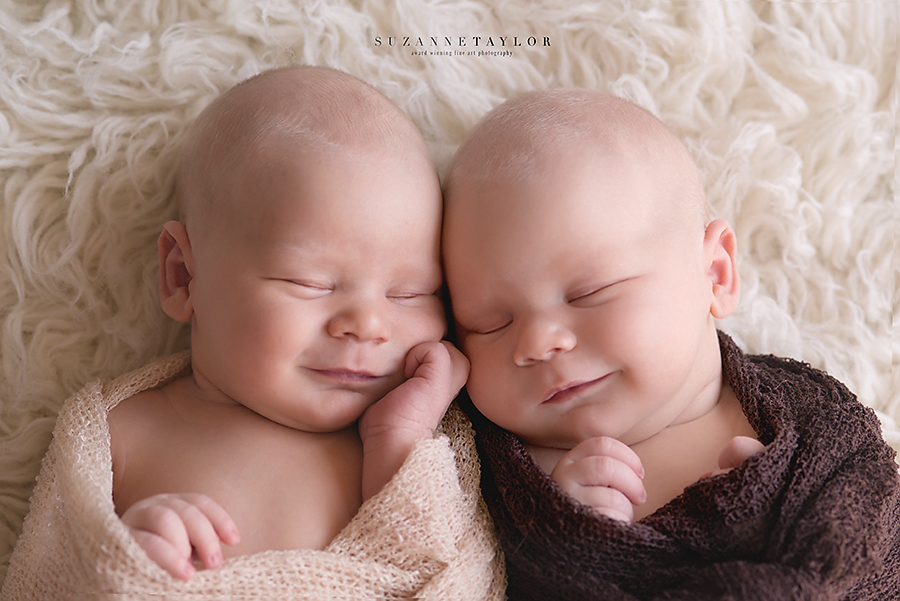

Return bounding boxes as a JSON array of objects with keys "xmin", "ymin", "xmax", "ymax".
[
  {"xmin": 158, "ymin": 221, "xmax": 194, "ymax": 323},
  {"xmin": 703, "ymin": 219, "xmax": 740, "ymax": 319}
]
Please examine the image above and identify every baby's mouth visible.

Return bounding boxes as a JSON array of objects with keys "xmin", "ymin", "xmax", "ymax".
[
  {"xmin": 308, "ymin": 368, "xmax": 382, "ymax": 384},
  {"xmin": 541, "ymin": 375, "xmax": 610, "ymax": 404}
]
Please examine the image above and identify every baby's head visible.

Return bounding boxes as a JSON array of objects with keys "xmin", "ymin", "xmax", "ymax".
[
  {"xmin": 443, "ymin": 89, "xmax": 740, "ymax": 449},
  {"xmin": 161, "ymin": 66, "xmax": 445, "ymax": 432}
]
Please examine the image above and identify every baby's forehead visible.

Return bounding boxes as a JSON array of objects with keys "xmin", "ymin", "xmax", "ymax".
[
  {"xmin": 445, "ymin": 90, "xmax": 708, "ymax": 231},
  {"xmin": 464, "ymin": 95, "xmax": 672, "ymax": 179},
  {"xmin": 211, "ymin": 72, "xmax": 414, "ymax": 159},
  {"xmin": 178, "ymin": 67, "xmax": 431, "ymax": 235}
]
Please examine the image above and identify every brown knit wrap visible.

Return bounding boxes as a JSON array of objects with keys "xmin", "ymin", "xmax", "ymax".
[{"xmin": 468, "ymin": 331, "xmax": 900, "ymax": 600}]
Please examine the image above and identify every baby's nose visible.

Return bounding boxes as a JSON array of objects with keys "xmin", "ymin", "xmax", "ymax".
[
  {"xmin": 512, "ymin": 318, "xmax": 576, "ymax": 366},
  {"xmin": 326, "ymin": 302, "xmax": 390, "ymax": 343}
]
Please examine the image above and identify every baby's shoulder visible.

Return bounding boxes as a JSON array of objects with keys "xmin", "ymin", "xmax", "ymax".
[
  {"xmin": 107, "ymin": 376, "xmax": 191, "ymax": 461},
  {"xmin": 109, "ymin": 376, "xmax": 182, "ymax": 423}
]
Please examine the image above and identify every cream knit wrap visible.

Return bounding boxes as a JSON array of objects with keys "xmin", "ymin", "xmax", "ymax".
[{"xmin": 2, "ymin": 352, "xmax": 504, "ymax": 600}]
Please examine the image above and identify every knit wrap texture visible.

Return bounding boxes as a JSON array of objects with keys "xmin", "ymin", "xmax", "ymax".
[
  {"xmin": 2, "ymin": 353, "xmax": 505, "ymax": 600},
  {"xmin": 471, "ymin": 331, "xmax": 899, "ymax": 601}
]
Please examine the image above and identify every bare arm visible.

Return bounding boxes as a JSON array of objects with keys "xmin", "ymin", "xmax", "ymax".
[
  {"xmin": 357, "ymin": 341, "xmax": 469, "ymax": 501},
  {"xmin": 109, "ymin": 394, "xmax": 239, "ymax": 581}
]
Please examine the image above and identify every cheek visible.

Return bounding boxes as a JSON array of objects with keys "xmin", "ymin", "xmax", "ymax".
[
  {"xmin": 593, "ymin": 294, "xmax": 668, "ymax": 347},
  {"xmin": 221, "ymin": 296, "xmax": 319, "ymax": 358},
  {"xmin": 593, "ymin": 293, "xmax": 699, "ymax": 386},
  {"xmin": 397, "ymin": 300, "xmax": 447, "ymax": 344},
  {"xmin": 462, "ymin": 341, "xmax": 514, "ymax": 421}
]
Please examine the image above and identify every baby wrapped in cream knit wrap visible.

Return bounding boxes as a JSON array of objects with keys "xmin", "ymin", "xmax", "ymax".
[{"xmin": 2, "ymin": 352, "xmax": 504, "ymax": 600}]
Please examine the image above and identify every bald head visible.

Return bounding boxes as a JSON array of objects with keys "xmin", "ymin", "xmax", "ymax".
[
  {"xmin": 444, "ymin": 89, "xmax": 709, "ymax": 229},
  {"xmin": 175, "ymin": 66, "xmax": 429, "ymax": 241}
]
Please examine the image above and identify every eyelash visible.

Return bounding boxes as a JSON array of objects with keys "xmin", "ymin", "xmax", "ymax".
[
  {"xmin": 388, "ymin": 292, "xmax": 428, "ymax": 302},
  {"xmin": 568, "ymin": 288, "xmax": 602, "ymax": 303},
  {"xmin": 288, "ymin": 280, "xmax": 332, "ymax": 292},
  {"xmin": 472, "ymin": 321, "xmax": 511, "ymax": 336},
  {"xmin": 467, "ymin": 285, "xmax": 612, "ymax": 335},
  {"xmin": 570, "ymin": 279, "xmax": 627, "ymax": 304},
  {"xmin": 284, "ymin": 281, "xmax": 436, "ymax": 303}
]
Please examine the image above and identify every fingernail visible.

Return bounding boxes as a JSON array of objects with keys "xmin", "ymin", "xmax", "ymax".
[
  {"xmin": 181, "ymin": 563, "xmax": 196, "ymax": 580},
  {"xmin": 208, "ymin": 552, "xmax": 221, "ymax": 567}
]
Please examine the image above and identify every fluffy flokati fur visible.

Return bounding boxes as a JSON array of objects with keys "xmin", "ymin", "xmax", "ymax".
[{"xmin": 0, "ymin": 0, "xmax": 896, "ymax": 586}]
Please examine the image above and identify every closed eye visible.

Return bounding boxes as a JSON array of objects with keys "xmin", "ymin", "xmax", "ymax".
[
  {"xmin": 470, "ymin": 320, "xmax": 512, "ymax": 336},
  {"xmin": 568, "ymin": 287, "xmax": 605, "ymax": 303},
  {"xmin": 568, "ymin": 279, "xmax": 631, "ymax": 306},
  {"xmin": 388, "ymin": 289, "xmax": 441, "ymax": 305},
  {"xmin": 389, "ymin": 291, "xmax": 426, "ymax": 301},
  {"xmin": 293, "ymin": 280, "xmax": 331, "ymax": 290},
  {"xmin": 278, "ymin": 279, "xmax": 333, "ymax": 298}
]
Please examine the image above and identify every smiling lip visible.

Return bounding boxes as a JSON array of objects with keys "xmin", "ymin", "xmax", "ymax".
[
  {"xmin": 541, "ymin": 375, "xmax": 609, "ymax": 404},
  {"xmin": 308, "ymin": 368, "xmax": 383, "ymax": 385}
]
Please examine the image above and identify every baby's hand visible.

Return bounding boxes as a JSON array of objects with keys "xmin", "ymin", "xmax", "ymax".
[
  {"xmin": 358, "ymin": 341, "xmax": 469, "ymax": 500},
  {"xmin": 701, "ymin": 435, "xmax": 766, "ymax": 479},
  {"xmin": 359, "ymin": 340, "xmax": 470, "ymax": 443},
  {"xmin": 121, "ymin": 493, "xmax": 240, "ymax": 581},
  {"xmin": 551, "ymin": 437, "xmax": 646, "ymax": 523}
]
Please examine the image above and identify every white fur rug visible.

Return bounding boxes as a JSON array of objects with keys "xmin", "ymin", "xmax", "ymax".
[{"xmin": 0, "ymin": 0, "xmax": 896, "ymax": 585}]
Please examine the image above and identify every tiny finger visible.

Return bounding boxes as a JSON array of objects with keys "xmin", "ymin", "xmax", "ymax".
[
  {"xmin": 718, "ymin": 436, "xmax": 766, "ymax": 471},
  {"xmin": 403, "ymin": 341, "xmax": 447, "ymax": 380},
  {"xmin": 178, "ymin": 505, "xmax": 225, "ymax": 569},
  {"xmin": 595, "ymin": 507, "xmax": 634, "ymax": 524},
  {"xmin": 130, "ymin": 529, "xmax": 195, "ymax": 581},
  {"xmin": 555, "ymin": 441, "xmax": 646, "ymax": 506},
  {"xmin": 577, "ymin": 486, "xmax": 635, "ymax": 523},
  {"xmin": 187, "ymin": 494, "xmax": 241, "ymax": 547},
  {"xmin": 567, "ymin": 436, "xmax": 644, "ymax": 480},
  {"xmin": 574, "ymin": 455, "xmax": 647, "ymax": 506},
  {"xmin": 440, "ymin": 341, "xmax": 471, "ymax": 392},
  {"xmin": 124, "ymin": 502, "xmax": 193, "ymax": 561}
]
